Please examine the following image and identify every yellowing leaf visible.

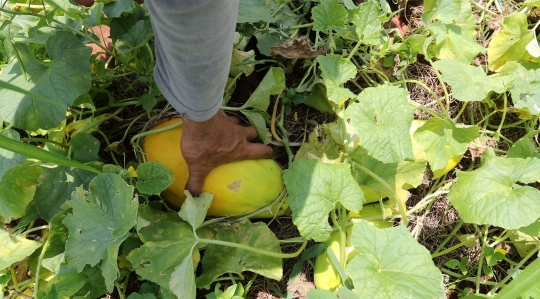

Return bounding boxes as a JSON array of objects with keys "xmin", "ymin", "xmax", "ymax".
[{"xmin": 488, "ymin": 12, "xmax": 540, "ymax": 71}]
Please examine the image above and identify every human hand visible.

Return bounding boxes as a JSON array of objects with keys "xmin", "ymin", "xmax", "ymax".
[{"xmin": 181, "ymin": 110, "xmax": 274, "ymax": 196}]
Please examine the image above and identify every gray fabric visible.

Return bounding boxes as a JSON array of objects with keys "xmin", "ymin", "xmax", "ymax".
[{"xmin": 145, "ymin": 0, "xmax": 239, "ymax": 121}]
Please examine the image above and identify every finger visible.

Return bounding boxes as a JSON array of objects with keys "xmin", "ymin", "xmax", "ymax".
[
  {"xmin": 243, "ymin": 143, "xmax": 274, "ymax": 160},
  {"xmin": 227, "ymin": 115, "xmax": 241, "ymax": 125},
  {"xmin": 242, "ymin": 126, "xmax": 259, "ymax": 141},
  {"xmin": 73, "ymin": 0, "xmax": 94, "ymax": 7},
  {"xmin": 185, "ymin": 167, "xmax": 211, "ymax": 197}
]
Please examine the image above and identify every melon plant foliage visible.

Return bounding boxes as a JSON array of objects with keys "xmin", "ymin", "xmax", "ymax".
[{"xmin": 1, "ymin": 0, "xmax": 540, "ymax": 298}]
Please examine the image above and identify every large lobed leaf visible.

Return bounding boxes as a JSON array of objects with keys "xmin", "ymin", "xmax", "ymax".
[
  {"xmin": 283, "ymin": 160, "xmax": 364, "ymax": 242},
  {"xmin": 345, "ymin": 85, "xmax": 415, "ymax": 164},
  {"xmin": 0, "ymin": 31, "xmax": 91, "ymax": 131},
  {"xmin": 487, "ymin": 12, "xmax": 540, "ymax": 71},
  {"xmin": 0, "ymin": 228, "xmax": 42, "ymax": 270},
  {"xmin": 346, "ymin": 221, "xmax": 445, "ymax": 299},
  {"xmin": 433, "ymin": 60, "xmax": 503, "ymax": 102},
  {"xmin": 448, "ymin": 157, "xmax": 540, "ymax": 229},
  {"xmin": 196, "ymin": 220, "xmax": 283, "ymax": 287},
  {"xmin": 63, "ymin": 173, "xmax": 137, "ymax": 274},
  {"xmin": 312, "ymin": 0, "xmax": 348, "ymax": 32},
  {"xmin": 412, "ymin": 117, "xmax": 478, "ymax": 172},
  {"xmin": 317, "ymin": 55, "xmax": 357, "ymax": 106},
  {"xmin": 0, "ymin": 161, "xmax": 42, "ymax": 222}
]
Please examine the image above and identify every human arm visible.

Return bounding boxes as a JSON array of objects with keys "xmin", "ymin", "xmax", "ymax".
[{"xmin": 74, "ymin": 0, "xmax": 274, "ymax": 195}]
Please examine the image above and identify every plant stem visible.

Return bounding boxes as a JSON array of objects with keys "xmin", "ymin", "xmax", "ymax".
[
  {"xmin": 130, "ymin": 118, "xmax": 183, "ymax": 163},
  {"xmin": 432, "ymin": 220, "xmax": 464, "ymax": 255},
  {"xmin": 20, "ymin": 225, "xmax": 49, "ymax": 236},
  {"xmin": 9, "ymin": 265, "xmax": 20, "ymax": 292},
  {"xmin": 393, "ymin": 79, "xmax": 445, "ymax": 115},
  {"xmin": 432, "ymin": 236, "xmax": 479, "ymax": 258},
  {"xmin": 201, "ymin": 238, "xmax": 308, "ymax": 259},
  {"xmin": 428, "ymin": 59, "xmax": 451, "ymax": 115},
  {"xmin": 34, "ymin": 233, "xmax": 51, "ymax": 299},
  {"xmin": 406, "ymin": 191, "xmax": 449, "ymax": 216},
  {"xmin": 351, "ymin": 162, "xmax": 408, "ymax": 225},
  {"xmin": 271, "ymin": 94, "xmax": 283, "ymax": 142},
  {"xmin": 496, "ymin": 93, "xmax": 508, "ymax": 134},
  {"xmin": 278, "ymin": 103, "xmax": 294, "ymax": 167},
  {"xmin": 476, "ymin": 226, "xmax": 490, "ymax": 294},
  {"xmin": 288, "ymin": 23, "xmax": 313, "ymax": 29}
]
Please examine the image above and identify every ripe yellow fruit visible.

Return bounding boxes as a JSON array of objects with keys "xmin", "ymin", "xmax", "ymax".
[{"xmin": 142, "ymin": 118, "xmax": 287, "ymax": 217}]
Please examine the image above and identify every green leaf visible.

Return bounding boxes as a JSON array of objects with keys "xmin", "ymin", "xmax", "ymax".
[
  {"xmin": 317, "ymin": 55, "xmax": 357, "ymax": 105},
  {"xmin": 429, "ymin": 21, "xmax": 486, "ymax": 64},
  {"xmin": 196, "ymin": 220, "xmax": 283, "ymax": 287},
  {"xmin": 240, "ymin": 110, "xmax": 272, "ymax": 144},
  {"xmin": 138, "ymin": 94, "xmax": 158, "ymax": 112},
  {"xmin": 312, "ymin": 0, "xmax": 348, "ymax": 32},
  {"xmin": 43, "ymin": 284, "xmax": 60, "ymax": 299},
  {"xmin": 346, "ymin": 221, "xmax": 445, "ymax": 299},
  {"xmin": 111, "ymin": 7, "xmax": 152, "ymax": 56},
  {"xmin": 101, "ymin": 239, "xmax": 126, "ymax": 292},
  {"xmin": 170, "ymin": 252, "xmax": 197, "ymax": 299},
  {"xmin": 351, "ymin": 151, "xmax": 426, "ymax": 202},
  {"xmin": 0, "ymin": 129, "xmax": 26, "ymax": 181},
  {"xmin": 34, "ymin": 166, "xmax": 95, "ymax": 221},
  {"xmin": 307, "ymin": 289, "xmax": 339, "ymax": 299},
  {"xmin": 304, "ymin": 83, "xmax": 337, "ymax": 114},
  {"xmin": 44, "ymin": 272, "xmax": 87, "ymax": 298},
  {"xmin": 0, "ymin": 228, "xmax": 42, "ymax": 270},
  {"xmin": 115, "ymin": 20, "xmax": 153, "ymax": 54},
  {"xmin": 0, "ymin": 161, "xmax": 42, "ymax": 221},
  {"xmin": 345, "ymin": 85, "xmax": 415, "ymax": 163},
  {"xmin": 422, "ymin": 0, "xmax": 461, "ymax": 23},
  {"xmin": 103, "ymin": 0, "xmax": 134, "ymax": 18},
  {"xmin": 135, "ymin": 161, "xmax": 175, "ymax": 195},
  {"xmin": 487, "ymin": 12, "xmax": 540, "ymax": 72},
  {"xmin": 350, "ymin": 0, "xmax": 383, "ymax": 45},
  {"xmin": 63, "ymin": 173, "xmax": 137, "ymax": 272},
  {"xmin": 507, "ymin": 138, "xmax": 540, "ymax": 159},
  {"xmin": 238, "ymin": 0, "xmax": 274, "ymax": 23},
  {"xmin": 0, "ymin": 32, "xmax": 91, "ymax": 131},
  {"xmin": 40, "ymin": 211, "xmax": 69, "ymax": 274},
  {"xmin": 448, "ymin": 157, "xmax": 540, "ymax": 229},
  {"xmin": 433, "ymin": 60, "xmax": 502, "ymax": 102},
  {"xmin": 519, "ymin": 220, "xmax": 540, "ymax": 237},
  {"xmin": 242, "ymin": 67, "xmax": 285, "ymax": 111},
  {"xmin": 127, "ymin": 206, "xmax": 198, "ymax": 291},
  {"xmin": 506, "ymin": 68, "xmax": 540, "ymax": 116},
  {"xmin": 179, "ymin": 192, "xmax": 213, "ymax": 231},
  {"xmin": 127, "ymin": 293, "xmax": 156, "ymax": 299},
  {"xmin": 412, "ymin": 118, "xmax": 478, "ymax": 171},
  {"xmin": 70, "ymin": 133, "xmax": 101, "ymax": 163},
  {"xmin": 230, "ymin": 49, "xmax": 256, "ymax": 77},
  {"xmin": 283, "ymin": 160, "xmax": 364, "ymax": 242}
]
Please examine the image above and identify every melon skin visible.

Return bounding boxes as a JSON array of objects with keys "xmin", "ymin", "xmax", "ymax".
[{"xmin": 142, "ymin": 118, "xmax": 287, "ymax": 217}]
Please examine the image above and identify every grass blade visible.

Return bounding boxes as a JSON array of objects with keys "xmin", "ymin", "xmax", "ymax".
[
  {"xmin": 494, "ymin": 256, "xmax": 540, "ymax": 299},
  {"xmin": 0, "ymin": 135, "xmax": 101, "ymax": 174}
]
